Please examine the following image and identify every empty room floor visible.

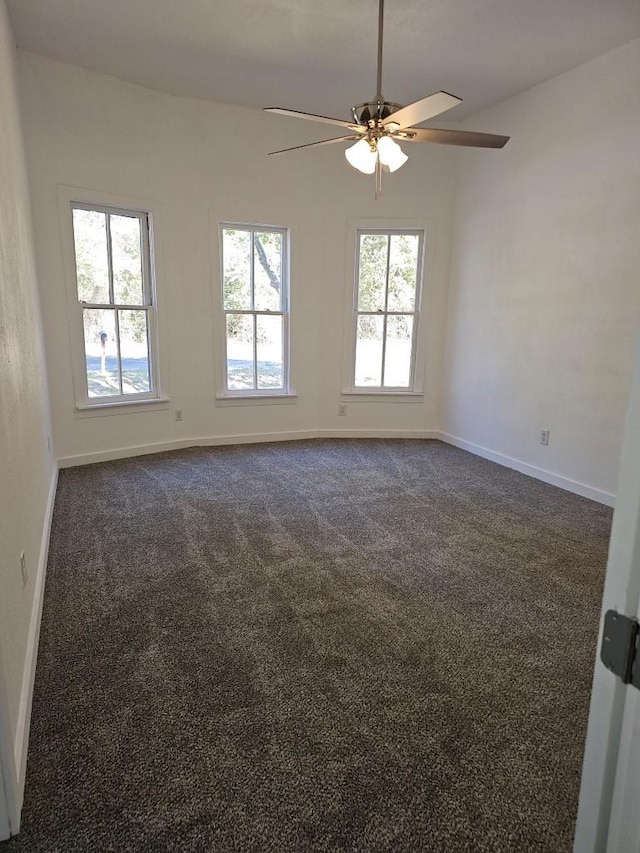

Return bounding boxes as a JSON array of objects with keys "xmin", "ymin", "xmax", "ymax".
[{"xmin": 6, "ymin": 439, "xmax": 611, "ymax": 851}]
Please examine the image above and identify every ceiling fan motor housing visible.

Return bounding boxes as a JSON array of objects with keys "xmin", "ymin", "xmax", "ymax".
[{"xmin": 351, "ymin": 100, "xmax": 404, "ymax": 126}]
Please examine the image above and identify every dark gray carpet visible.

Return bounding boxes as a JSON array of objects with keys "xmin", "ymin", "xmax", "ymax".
[{"xmin": 6, "ymin": 439, "xmax": 611, "ymax": 852}]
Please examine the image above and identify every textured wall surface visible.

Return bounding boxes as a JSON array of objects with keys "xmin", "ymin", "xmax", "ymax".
[
  {"xmin": 443, "ymin": 39, "xmax": 640, "ymax": 497},
  {"xmin": 0, "ymin": 0, "xmax": 53, "ymax": 762}
]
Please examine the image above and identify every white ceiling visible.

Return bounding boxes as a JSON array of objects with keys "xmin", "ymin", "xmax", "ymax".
[{"xmin": 7, "ymin": 0, "xmax": 640, "ymax": 121}]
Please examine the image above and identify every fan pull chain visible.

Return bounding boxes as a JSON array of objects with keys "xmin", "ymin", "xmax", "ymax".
[{"xmin": 375, "ymin": 157, "xmax": 382, "ymax": 199}]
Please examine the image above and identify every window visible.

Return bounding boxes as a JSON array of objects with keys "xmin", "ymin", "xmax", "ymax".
[
  {"xmin": 220, "ymin": 224, "xmax": 289, "ymax": 395},
  {"xmin": 70, "ymin": 203, "xmax": 159, "ymax": 405},
  {"xmin": 350, "ymin": 229, "xmax": 424, "ymax": 391}
]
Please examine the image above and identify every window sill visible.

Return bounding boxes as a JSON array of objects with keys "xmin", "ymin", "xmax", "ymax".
[
  {"xmin": 215, "ymin": 393, "xmax": 298, "ymax": 407},
  {"xmin": 75, "ymin": 397, "xmax": 171, "ymax": 417},
  {"xmin": 340, "ymin": 391, "xmax": 424, "ymax": 404}
]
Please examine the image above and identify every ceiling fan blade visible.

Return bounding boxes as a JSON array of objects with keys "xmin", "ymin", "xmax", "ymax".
[
  {"xmin": 399, "ymin": 127, "xmax": 509, "ymax": 148},
  {"xmin": 382, "ymin": 92, "xmax": 462, "ymax": 129},
  {"xmin": 268, "ymin": 136, "xmax": 360, "ymax": 156},
  {"xmin": 264, "ymin": 108, "xmax": 364, "ymax": 132}
]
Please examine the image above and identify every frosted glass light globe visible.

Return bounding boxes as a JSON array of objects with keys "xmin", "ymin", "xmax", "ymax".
[
  {"xmin": 345, "ymin": 138, "xmax": 377, "ymax": 174},
  {"xmin": 377, "ymin": 136, "xmax": 408, "ymax": 172}
]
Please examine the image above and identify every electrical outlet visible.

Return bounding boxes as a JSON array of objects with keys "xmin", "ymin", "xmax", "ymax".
[
  {"xmin": 20, "ymin": 551, "xmax": 28, "ymax": 587},
  {"xmin": 175, "ymin": 409, "xmax": 183, "ymax": 422},
  {"xmin": 338, "ymin": 404, "xmax": 347, "ymax": 417},
  {"xmin": 540, "ymin": 429, "xmax": 550, "ymax": 446}
]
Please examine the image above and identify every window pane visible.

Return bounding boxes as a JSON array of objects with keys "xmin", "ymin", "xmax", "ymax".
[
  {"xmin": 357, "ymin": 234, "xmax": 388, "ymax": 311},
  {"xmin": 73, "ymin": 209, "xmax": 109, "ymax": 303},
  {"xmin": 253, "ymin": 232, "xmax": 282, "ymax": 311},
  {"xmin": 111, "ymin": 214, "xmax": 144, "ymax": 305},
  {"xmin": 84, "ymin": 308, "xmax": 120, "ymax": 397},
  {"xmin": 256, "ymin": 314, "xmax": 283, "ymax": 389},
  {"xmin": 355, "ymin": 315, "xmax": 384, "ymax": 387},
  {"xmin": 387, "ymin": 234, "xmax": 419, "ymax": 311},
  {"xmin": 226, "ymin": 314, "xmax": 255, "ymax": 390},
  {"xmin": 384, "ymin": 315, "xmax": 414, "ymax": 387},
  {"xmin": 222, "ymin": 229, "xmax": 251, "ymax": 310},
  {"xmin": 119, "ymin": 310, "xmax": 150, "ymax": 393}
]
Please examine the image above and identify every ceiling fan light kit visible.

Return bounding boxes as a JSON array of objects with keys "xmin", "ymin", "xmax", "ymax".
[{"xmin": 265, "ymin": 0, "xmax": 509, "ymax": 197}]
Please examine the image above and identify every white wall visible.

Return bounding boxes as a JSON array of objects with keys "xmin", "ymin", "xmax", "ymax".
[
  {"xmin": 16, "ymin": 51, "xmax": 458, "ymax": 464},
  {"xmin": 443, "ymin": 39, "xmax": 640, "ymax": 501},
  {"xmin": 15, "ymin": 39, "xmax": 638, "ymax": 496},
  {"xmin": 0, "ymin": 0, "xmax": 55, "ymax": 834}
]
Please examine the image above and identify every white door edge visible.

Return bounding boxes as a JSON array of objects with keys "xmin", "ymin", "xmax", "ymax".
[
  {"xmin": 574, "ymin": 337, "xmax": 640, "ymax": 852},
  {"xmin": 607, "ymin": 685, "xmax": 640, "ymax": 851}
]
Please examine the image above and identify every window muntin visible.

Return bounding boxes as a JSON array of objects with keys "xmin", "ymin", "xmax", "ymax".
[
  {"xmin": 221, "ymin": 224, "xmax": 289, "ymax": 394},
  {"xmin": 71, "ymin": 203, "xmax": 158, "ymax": 403},
  {"xmin": 352, "ymin": 229, "xmax": 424, "ymax": 391}
]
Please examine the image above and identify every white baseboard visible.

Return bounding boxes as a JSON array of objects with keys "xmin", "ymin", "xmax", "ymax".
[
  {"xmin": 57, "ymin": 432, "xmax": 317, "ymax": 467},
  {"xmin": 316, "ymin": 429, "xmax": 439, "ymax": 440},
  {"xmin": 57, "ymin": 429, "xmax": 613, "ymax": 505},
  {"xmin": 57, "ymin": 430, "xmax": 440, "ymax": 468},
  {"xmin": 58, "ymin": 437, "xmax": 203, "ymax": 468},
  {"xmin": 9, "ymin": 464, "xmax": 58, "ymax": 833},
  {"xmin": 438, "ymin": 432, "xmax": 615, "ymax": 507}
]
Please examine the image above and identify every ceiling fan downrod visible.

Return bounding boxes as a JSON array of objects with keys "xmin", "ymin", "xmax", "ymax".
[
  {"xmin": 376, "ymin": 0, "xmax": 385, "ymax": 103},
  {"xmin": 354, "ymin": 0, "xmax": 395, "ymax": 127}
]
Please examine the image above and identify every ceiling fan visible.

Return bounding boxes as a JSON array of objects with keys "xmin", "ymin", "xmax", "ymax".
[{"xmin": 264, "ymin": 0, "xmax": 509, "ymax": 195}]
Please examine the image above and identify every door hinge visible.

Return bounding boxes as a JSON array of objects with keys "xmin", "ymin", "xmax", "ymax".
[{"xmin": 600, "ymin": 610, "xmax": 640, "ymax": 689}]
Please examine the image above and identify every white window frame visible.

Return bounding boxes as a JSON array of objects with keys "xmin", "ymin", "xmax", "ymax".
[
  {"xmin": 58, "ymin": 187, "xmax": 167, "ymax": 412},
  {"xmin": 218, "ymin": 222, "xmax": 291, "ymax": 399},
  {"xmin": 344, "ymin": 225, "xmax": 426, "ymax": 397}
]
